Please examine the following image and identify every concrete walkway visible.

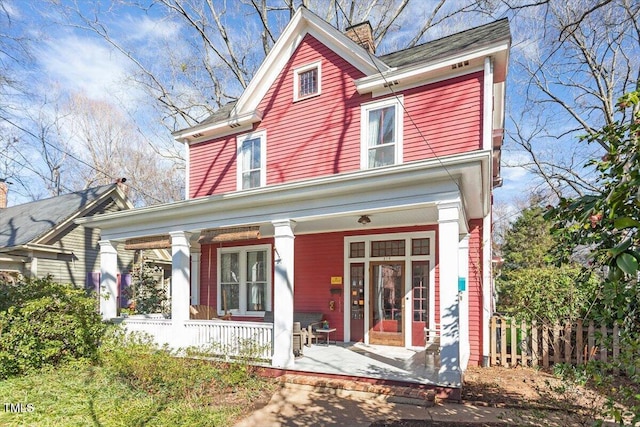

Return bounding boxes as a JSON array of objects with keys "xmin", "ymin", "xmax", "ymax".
[{"xmin": 234, "ymin": 382, "xmax": 581, "ymax": 427}]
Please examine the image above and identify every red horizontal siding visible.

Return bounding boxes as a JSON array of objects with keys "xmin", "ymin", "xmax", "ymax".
[
  {"xmin": 259, "ymin": 34, "xmax": 367, "ymax": 184},
  {"xmin": 467, "ymin": 219, "xmax": 484, "ymax": 366},
  {"xmin": 403, "ymin": 72, "xmax": 483, "ymax": 162},
  {"xmin": 188, "ymin": 38, "xmax": 484, "ymax": 198},
  {"xmin": 189, "ymin": 134, "xmax": 237, "ymax": 198}
]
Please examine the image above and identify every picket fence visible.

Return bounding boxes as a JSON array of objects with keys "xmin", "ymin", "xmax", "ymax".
[{"xmin": 490, "ymin": 316, "xmax": 621, "ymax": 369}]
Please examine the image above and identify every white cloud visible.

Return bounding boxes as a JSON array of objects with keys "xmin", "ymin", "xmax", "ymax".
[
  {"xmin": 35, "ymin": 35, "xmax": 131, "ymax": 101},
  {"xmin": 123, "ymin": 15, "xmax": 182, "ymax": 42}
]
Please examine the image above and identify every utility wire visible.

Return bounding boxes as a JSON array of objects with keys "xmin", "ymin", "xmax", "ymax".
[
  {"xmin": 334, "ymin": 0, "xmax": 467, "ymax": 195},
  {"xmin": 1, "ymin": 115, "xmax": 163, "ymax": 203}
]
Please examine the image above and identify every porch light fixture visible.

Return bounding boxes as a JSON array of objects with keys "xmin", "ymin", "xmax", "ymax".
[{"xmin": 357, "ymin": 215, "xmax": 371, "ymax": 225}]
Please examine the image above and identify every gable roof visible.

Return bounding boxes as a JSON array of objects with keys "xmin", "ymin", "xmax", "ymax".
[
  {"xmin": 0, "ymin": 184, "xmax": 129, "ymax": 250},
  {"xmin": 174, "ymin": 9, "xmax": 510, "ymax": 144}
]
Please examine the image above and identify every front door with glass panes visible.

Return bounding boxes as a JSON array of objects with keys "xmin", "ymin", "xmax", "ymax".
[{"xmin": 347, "ymin": 234, "xmax": 434, "ymax": 347}]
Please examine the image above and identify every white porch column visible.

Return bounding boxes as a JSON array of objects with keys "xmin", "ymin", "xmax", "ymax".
[
  {"xmin": 99, "ymin": 240, "xmax": 118, "ymax": 320},
  {"xmin": 190, "ymin": 249, "xmax": 201, "ymax": 305},
  {"xmin": 170, "ymin": 231, "xmax": 191, "ymax": 325},
  {"xmin": 438, "ymin": 202, "xmax": 462, "ymax": 387},
  {"xmin": 272, "ymin": 219, "xmax": 295, "ymax": 369},
  {"xmin": 482, "ymin": 214, "xmax": 493, "ymax": 366},
  {"xmin": 458, "ymin": 235, "xmax": 470, "ymax": 371}
]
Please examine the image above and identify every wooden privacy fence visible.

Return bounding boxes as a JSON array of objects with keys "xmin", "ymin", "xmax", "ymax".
[{"xmin": 490, "ymin": 316, "xmax": 620, "ymax": 369}]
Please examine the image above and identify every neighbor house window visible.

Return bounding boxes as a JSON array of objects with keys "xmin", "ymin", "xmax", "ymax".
[
  {"xmin": 293, "ymin": 61, "xmax": 321, "ymax": 101},
  {"xmin": 237, "ymin": 130, "xmax": 266, "ymax": 190},
  {"xmin": 218, "ymin": 245, "xmax": 271, "ymax": 314},
  {"xmin": 361, "ymin": 97, "xmax": 403, "ymax": 169}
]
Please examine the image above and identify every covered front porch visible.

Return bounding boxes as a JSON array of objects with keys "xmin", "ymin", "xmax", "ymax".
[{"xmin": 78, "ymin": 152, "xmax": 493, "ymax": 389}]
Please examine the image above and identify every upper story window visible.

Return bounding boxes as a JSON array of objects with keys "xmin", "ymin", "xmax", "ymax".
[
  {"xmin": 237, "ymin": 130, "xmax": 266, "ymax": 190},
  {"xmin": 361, "ymin": 97, "xmax": 403, "ymax": 169},
  {"xmin": 293, "ymin": 61, "xmax": 322, "ymax": 101}
]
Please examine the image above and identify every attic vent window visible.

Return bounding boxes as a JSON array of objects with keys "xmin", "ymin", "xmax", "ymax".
[
  {"xmin": 451, "ymin": 60, "xmax": 470, "ymax": 70},
  {"xmin": 293, "ymin": 61, "xmax": 322, "ymax": 101}
]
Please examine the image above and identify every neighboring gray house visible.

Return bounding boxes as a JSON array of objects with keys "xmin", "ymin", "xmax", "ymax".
[{"xmin": 0, "ymin": 181, "xmax": 135, "ymax": 287}]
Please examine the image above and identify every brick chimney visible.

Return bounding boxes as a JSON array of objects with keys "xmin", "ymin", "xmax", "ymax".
[
  {"xmin": 0, "ymin": 179, "xmax": 7, "ymax": 209},
  {"xmin": 344, "ymin": 21, "xmax": 375, "ymax": 54}
]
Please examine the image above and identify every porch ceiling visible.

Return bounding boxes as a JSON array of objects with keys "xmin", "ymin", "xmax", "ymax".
[{"xmin": 77, "ymin": 150, "xmax": 490, "ymax": 242}]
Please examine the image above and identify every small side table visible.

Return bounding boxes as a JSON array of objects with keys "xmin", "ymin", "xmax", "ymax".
[{"xmin": 314, "ymin": 328, "xmax": 337, "ymax": 345}]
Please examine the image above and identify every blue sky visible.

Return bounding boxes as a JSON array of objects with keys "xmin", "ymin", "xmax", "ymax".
[{"xmin": 1, "ymin": 0, "xmax": 605, "ymax": 217}]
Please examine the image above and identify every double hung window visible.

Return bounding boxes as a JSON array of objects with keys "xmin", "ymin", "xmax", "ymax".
[
  {"xmin": 237, "ymin": 130, "xmax": 266, "ymax": 190},
  {"xmin": 361, "ymin": 97, "xmax": 403, "ymax": 168},
  {"xmin": 219, "ymin": 245, "xmax": 270, "ymax": 314}
]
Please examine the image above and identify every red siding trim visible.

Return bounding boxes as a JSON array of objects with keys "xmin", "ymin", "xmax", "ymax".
[{"xmin": 467, "ymin": 219, "xmax": 484, "ymax": 366}]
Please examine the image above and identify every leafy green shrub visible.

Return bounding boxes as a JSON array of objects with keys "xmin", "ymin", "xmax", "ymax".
[
  {"xmin": 124, "ymin": 261, "xmax": 169, "ymax": 315},
  {"xmin": 0, "ymin": 276, "xmax": 107, "ymax": 379},
  {"xmin": 99, "ymin": 329, "xmax": 268, "ymax": 398}
]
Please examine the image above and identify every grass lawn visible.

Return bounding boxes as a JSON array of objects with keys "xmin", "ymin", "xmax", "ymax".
[{"xmin": 0, "ymin": 358, "xmax": 275, "ymax": 427}]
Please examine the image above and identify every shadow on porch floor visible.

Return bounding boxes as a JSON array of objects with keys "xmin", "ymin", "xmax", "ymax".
[{"xmin": 288, "ymin": 342, "xmax": 440, "ymax": 386}]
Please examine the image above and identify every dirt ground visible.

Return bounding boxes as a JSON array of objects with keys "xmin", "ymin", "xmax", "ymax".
[{"xmin": 461, "ymin": 364, "xmax": 623, "ymax": 426}]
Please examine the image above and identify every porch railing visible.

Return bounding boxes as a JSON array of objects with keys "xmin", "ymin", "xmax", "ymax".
[
  {"xmin": 120, "ymin": 318, "xmax": 273, "ymax": 362},
  {"xmin": 122, "ymin": 318, "xmax": 173, "ymax": 344},
  {"xmin": 184, "ymin": 320, "xmax": 273, "ymax": 360}
]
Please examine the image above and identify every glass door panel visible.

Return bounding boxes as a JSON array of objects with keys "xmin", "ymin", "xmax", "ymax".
[
  {"xmin": 369, "ymin": 262, "xmax": 404, "ymax": 346},
  {"xmin": 350, "ymin": 263, "xmax": 365, "ymax": 342},
  {"xmin": 411, "ymin": 261, "xmax": 429, "ymax": 346}
]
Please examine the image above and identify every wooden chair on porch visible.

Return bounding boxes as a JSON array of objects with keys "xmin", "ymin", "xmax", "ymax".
[{"xmin": 189, "ymin": 305, "xmax": 218, "ymax": 320}]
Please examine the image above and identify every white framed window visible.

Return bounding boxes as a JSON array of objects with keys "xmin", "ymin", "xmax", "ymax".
[
  {"xmin": 293, "ymin": 61, "xmax": 322, "ymax": 101},
  {"xmin": 218, "ymin": 244, "xmax": 271, "ymax": 315},
  {"xmin": 237, "ymin": 130, "xmax": 266, "ymax": 190},
  {"xmin": 360, "ymin": 96, "xmax": 403, "ymax": 169}
]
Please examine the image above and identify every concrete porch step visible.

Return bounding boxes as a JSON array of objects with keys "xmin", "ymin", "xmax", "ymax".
[{"xmin": 279, "ymin": 374, "xmax": 437, "ymax": 407}]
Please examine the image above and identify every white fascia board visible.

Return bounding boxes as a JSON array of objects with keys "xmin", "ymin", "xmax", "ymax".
[
  {"xmin": 77, "ymin": 150, "xmax": 491, "ymax": 239},
  {"xmin": 356, "ymin": 42, "xmax": 510, "ymax": 94},
  {"xmin": 173, "ymin": 111, "xmax": 261, "ymax": 144}
]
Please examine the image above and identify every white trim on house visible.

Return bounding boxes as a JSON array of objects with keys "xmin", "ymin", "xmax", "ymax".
[
  {"xmin": 77, "ymin": 150, "xmax": 492, "ymax": 241},
  {"xmin": 293, "ymin": 60, "xmax": 322, "ymax": 102},
  {"xmin": 343, "ymin": 231, "xmax": 436, "ymax": 348},
  {"xmin": 360, "ymin": 96, "xmax": 404, "ymax": 170},
  {"xmin": 482, "ymin": 57, "xmax": 494, "ymax": 152}
]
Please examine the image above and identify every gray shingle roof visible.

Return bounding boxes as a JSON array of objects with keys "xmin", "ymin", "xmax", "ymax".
[
  {"xmin": 0, "ymin": 184, "xmax": 116, "ymax": 249},
  {"xmin": 379, "ymin": 18, "xmax": 510, "ymax": 68}
]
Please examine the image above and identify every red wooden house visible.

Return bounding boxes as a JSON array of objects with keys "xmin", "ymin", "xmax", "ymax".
[{"xmin": 80, "ymin": 8, "xmax": 510, "ymax": 391}]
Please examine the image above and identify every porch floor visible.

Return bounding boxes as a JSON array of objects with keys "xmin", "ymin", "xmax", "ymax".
[{"xmin": 288, "ymin": 342, "xmax": 440, "ymax": 386}]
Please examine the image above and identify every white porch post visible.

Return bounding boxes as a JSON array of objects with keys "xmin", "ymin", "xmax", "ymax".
[
  {"xmin": 458, "ymin": 235, "xmax": 470, "ymax": 371},
  {"xmin": 170, "ymin": 232, "xmax": 191, "ymax": 327},
  {"xmin": 438, "ymin": 202, "xmax": 462, "ymax": 387},
  {"xmin": 99, "ymin": 240, "xmax": 118, "ymax": 320},
  {"xmin": 272, "ymin": 219, "xmax": 295, "ymax": 368},
  {"xmin": 482, "ymin": 214, "xmax": 493, "ymax": 366},
  {"xmin": 190, "ymin": 249, "xmax": 201, "ymax": 305}
]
